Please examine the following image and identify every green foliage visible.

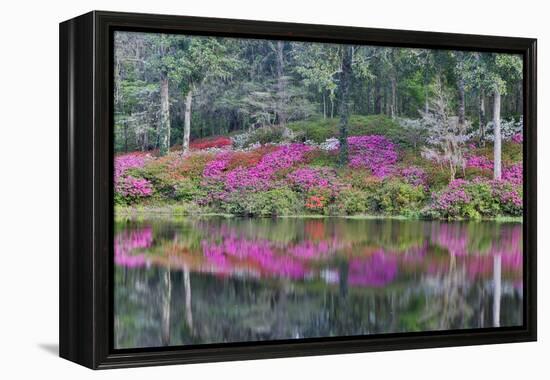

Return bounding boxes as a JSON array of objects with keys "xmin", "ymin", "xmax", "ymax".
[
  {"xmin": 223, "ymin": 188, "xmax": 302, "ymax": 217},
  {"xmin": 174, "ymin": 178, "xmax": 205, "ymax": 202},
  {"xmin": 336, "ymin": 177, "xmax": 425, "ymax": 217},
  {"xmin": 288, "ymin": 115, "xmax": 421, "ymax": 150},
  {"xmin": 463, "ymin": 182, "xmax": 501, "ymax": 219},
  {"xmin": 288, "ymin": 118, "xmax": 338, "ymax": 143},
  {"xmin": 336, "ymin": 189, "xmax": 371, "ymax": 215},
  {"xmin": 243, "ymin": 125, "xmax": 285, "ymax": 147},
  {"xmin": 426, "ymin": 180, "xmax": 509, "ymax": 220},
  {"xmin": 378, "ymin": 180, "xmax": 426, "ymax": 217},
  {"xmin": 304, "ymin": 149, "xmax": 339, "ymax": 167}
]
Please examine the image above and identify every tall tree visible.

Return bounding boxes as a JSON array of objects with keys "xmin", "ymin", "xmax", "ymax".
[
  {"xmin": 293, "ymin": 43, "xmax": 340, "ymax": 119},
  {"xmin": 173, "ymin": 37, "xmax": 242, "ymax": 152},
  {"xmin": 485, "ymin": 54, "xmax": 522, "ymax": 179},
  {"xmin": 454, "ymin": 51, "xmax": 466, "ymax": 126},
  {"xmin": 421, "ymin": 78, "xmax": 469, "ymax": 181},
  {"xmin": 338, "ymin": 46, "xmax": 354, "ymax": 166},
  {"xmin": 158, "ymin": 36, "xmax": 171, "ymax": 156}
]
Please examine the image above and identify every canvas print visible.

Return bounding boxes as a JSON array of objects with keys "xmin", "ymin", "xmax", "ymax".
[{"xmin": 113, "ymin": 31, "xmax": 524, "ymax": 349}]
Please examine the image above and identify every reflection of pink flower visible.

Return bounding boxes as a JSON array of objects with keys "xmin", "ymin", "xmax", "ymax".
[
  {"xmin": 201, "ymin": 234, "xmax": 307, "ymax": 279},
  {"xmin": 348, "ymin": 252, "xmax": 398, "ymax": 287},
  {"xmin": 114, "ymin": 227, "xmax": 153, "ymax": 267},
  {"xmin": 432, "ymin": 224, "xmax": 469, "ymax": 256}
]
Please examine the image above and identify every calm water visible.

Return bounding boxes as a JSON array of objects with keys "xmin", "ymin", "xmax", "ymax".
[{"xmin": 114, "ymin": 217, "xmax": 523, "ymax": 349}]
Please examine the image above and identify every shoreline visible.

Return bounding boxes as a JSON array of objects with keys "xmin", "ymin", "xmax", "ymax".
[{"xmin": 115, "ymin": 204, "xmax": 523, "ymax": 223}]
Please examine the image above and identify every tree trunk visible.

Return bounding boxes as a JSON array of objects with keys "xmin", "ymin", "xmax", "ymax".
[
  {"xmin": 322, "ymin": 92, "xmax": 326, "ymax": 119},
  {"xmin": 374, "ymin": 77, "xmax": 382, "ymax": 114},
  {"xmin": 159, "ymin": 73, "xmax": 171, "ymax": 156},
  {"xmin": 493, "ymin": 89, "xmax": 502, "ymax": 180},
  {"xmin": 183, "ymin": 265, "xmax": 193, "ymax": 332},
  {"xmin": 493, "ymin": 254, "xmax": 501, "ymax": 327},
  {"xmin": 366, "ymin": 82, "xmax": 371, "ymax": 114},
  {"xmin": 338, "ymin": 46, "xmax": 353, "ymax": 166},
  {"xmin": 275, "ymin": 40, "xmax": 287, "ymax": 127},
  {"xmin": 479, "ymin": 88, "xmax": 486, "ymax": 145},
  {"xmin": 183, "ymin": 88, "xmax": 192, "ymax": 153},
  {"xmin": 390, "ymin": 75, "xmax": 397, "ymax": 118},
  {"xmin": 457, "ymin": 75, "xmax": 465, "ymax": 126},
  {"xmin": 123, "ymin": 123, "xmax": 128, "ymax": 153}
]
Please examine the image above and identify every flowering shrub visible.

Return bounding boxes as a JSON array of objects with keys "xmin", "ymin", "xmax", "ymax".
[
  {"xmin": 114, "ymin": 152, "xmax": 150, "ymax": 180},
  {"xmin": 347, "ymin": 135, "xmax": 398, "ymax": 177},
  {"xmin": 114, "ymin": 126, "xmax": 523, "ymax": 219},
  {"xmin": 116, "ymin": 175, "xmax": 153, "ymax": 199},
  {"xmin": 222, "ymin": 144, "xmax": 312, "ymax": 193},
  {"xmin": 227, "ymin": 148, "xmax": 273, "ymax": 170},
  {"xmin": 491, "ymin": 180, "xmax": 523, "ymax": 216},
  {"xmin": 511, "ymin": 133, "xmax": 523, "ymax": 144},
  {"xmin": 400, "ymin": 166, "xmax": 428, "ymax": 188},
  {"xmin": 466, "ymin": 155, "xmax": 493, "ymax": 170},
  {"xmin": 223, "ymin": 166, "xmax": 272, "ymax": 192},
  {"xmin": 305, "ymin": 195, "xmax": 326, "ymax": 211},
  {"xmin": 287, "ymin": 167, "xmax": 341, "ymax": 194},
  {"xmin": 190, "ymin": 136, "xmax": 232, "ymax": 150},
  {"xmin": 503, "ymin": 163, "xmax": 522, "ymax": 184},
  {"xmin": 203, "ymin": 151, "xmax": 232, "ymax": 178},
  {"xmin": 427, "ymin": 179, "xmax": 474, "ymax": 219},
  {"xmin": 428, "ymin": 178, "xmax": 522, "ymax": 219},
  {"xmin": 114, "ymin": 153, "xmax": 153, "ymax": 203}
]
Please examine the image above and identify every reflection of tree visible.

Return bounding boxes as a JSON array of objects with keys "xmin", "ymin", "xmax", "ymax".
[
  {"xmin": 160, "ymin": 268, "xmax": 171, "ymax": 345},
  {"xmin": 420, "ymin": 255, "xmax": 473, "ymax": 330},
  {"xmin": 113, "ymin": 218, "xmax": 524, "ymax": 348},
  {"xmin": 183, "ymin": 265, "xmax": 193, "ymax": 332},
  {"xmin": 493, "ymin": 254, "xmax": 501, "ymax": 327}
]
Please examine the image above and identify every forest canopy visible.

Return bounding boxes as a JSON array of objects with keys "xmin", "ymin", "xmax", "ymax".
[{"xmin": 114, "ymin": 32, "xmax": 523, "ymax": 154}]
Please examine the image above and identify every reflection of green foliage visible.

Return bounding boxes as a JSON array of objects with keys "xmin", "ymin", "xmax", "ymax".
[{"xmin": 399, "ymin": 297, "xmax": 426, "ymax": 332}]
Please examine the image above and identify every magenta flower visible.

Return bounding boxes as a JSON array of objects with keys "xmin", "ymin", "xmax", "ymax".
[{"xmin": 347, "ymin": 135, "xmax": 398, "ymax": 177}]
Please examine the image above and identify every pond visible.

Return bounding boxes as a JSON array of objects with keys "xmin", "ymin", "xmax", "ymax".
[{"xmin": 114, "ymin": 216, "xmax": 523, "ymax": 349}]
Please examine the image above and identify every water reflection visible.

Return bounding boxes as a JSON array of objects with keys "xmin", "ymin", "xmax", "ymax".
[{"xmin": 114, "ymin": 217, "xmax": 523, "ymax": 349}]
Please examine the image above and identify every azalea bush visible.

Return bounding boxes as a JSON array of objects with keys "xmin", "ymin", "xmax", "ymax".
[
  {"xmin": 427, "ymin": 178, "xmax": 522, "ymax": 220},
  {"xmin": 400, "ymin": 166, "xmax": 428, "ymax": 189},
  {"xmin": 114, "ymin": 153, "xmax": 153, "ymax": 204},
  {"xmin": 190, "ymin": 136, "xmax": 232, "ymax": 150},
  {"xmin": 114, "ymin": 126, "xmax": 523, "ymax": 220},
  {"xmin": 347, "ymin": 135, "xmax": 398, "ymax": 177}
]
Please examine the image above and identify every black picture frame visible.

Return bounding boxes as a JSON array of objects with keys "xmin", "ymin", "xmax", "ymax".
[{"xmin": 59, "ymin": 10, "xmax": 537, "ymax": 369}]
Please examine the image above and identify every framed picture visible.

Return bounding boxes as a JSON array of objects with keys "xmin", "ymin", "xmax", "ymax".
[{"xmin": 59, "ymin": 11, "xmax": 537, "ymax": 369}]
